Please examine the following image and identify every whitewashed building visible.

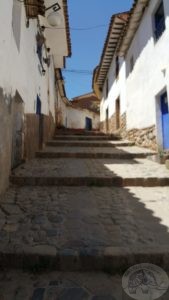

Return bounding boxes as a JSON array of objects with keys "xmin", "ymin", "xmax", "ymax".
[
  {"xmin": 55, "ymin": 89, "xmax": 100, "ymax": 130},
  {"xmin": 0, "ymin": 0, "xmax": 71, "ymax": 193},
  {"xmin": 95, "ymin": 12, "xmax": 129, "ymax": 135},
  {"xmin": 95, "ymin": 0, "xmax": 169, "ymax": 152},
  {"xmin": 67, "ymin": 93, "xmax": 100, "ymax": 130}
]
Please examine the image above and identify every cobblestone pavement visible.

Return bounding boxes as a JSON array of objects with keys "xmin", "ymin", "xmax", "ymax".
[
  {"xmin": 1, "ymin": 133, "xmax": 169, "ymax": 297},
  {"xmin": 0, "ymin": 270, "xmax": 169, "ymax": 300},
  {"xmin": 0, "ymin": 271, "xmax": 123, "ymax": 300},
  {"xmin": 12, "ymin": 158, "xmax": 169, "ymax": 178},
  {"xmin": 0, "ymin": 186, "xmax": 169, "ymax": 255}
]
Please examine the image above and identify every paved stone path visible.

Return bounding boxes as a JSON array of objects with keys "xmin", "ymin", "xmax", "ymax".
[
  {"xmin": 1, "ymin": 186, "xmax": 169, "ymax": 253},
  {"xmin": 11, "ymin": 157, "xmax": 169, "ymax": 179},
  {"xmin": 11, "ymin": 157, "xmax": 169, "ymax": 188},
  {"xmin": 1, "ymin": 131, "xmax": 169, "ymax": 298},
  {"xmin": 0, "ymin": 271, "xmax": 123, "ymax": 300},
  {"xmin": 0, "ymin": 270, "xmax": 169, "ymax": 299}
]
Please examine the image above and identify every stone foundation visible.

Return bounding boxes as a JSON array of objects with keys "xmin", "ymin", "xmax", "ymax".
[
  {"xmin": 100, "ymin": 112, "xmax": 126, "ymax": 135},
  {"xmin": 0, "ymin": 93, "xmax": 55, "ymax": 195},
  {"xmin": 24, "ymin": 112, "xmax": 55, "ymax": 159},
  {"xmin": 126, "ymin": 125, "xmax": 157, "ymax": 151},
  {"xmin": 117, "ymin": 113, "xmax": 127, "ymax": 139},
  {"xmin": 100, "ymin": 112, "xmax": 157, "ymax": 151}
]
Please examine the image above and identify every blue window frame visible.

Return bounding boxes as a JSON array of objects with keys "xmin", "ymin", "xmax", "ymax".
[{"xmin": 36, "ymin": 95, "xmax": 41, "ymax": 115}]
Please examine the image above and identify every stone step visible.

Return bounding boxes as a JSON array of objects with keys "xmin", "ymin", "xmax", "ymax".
[
  {"xmin": 46, "ymin": 141, "xmax": 135, "ymax": 147},
  {"xmin": 1, "ymin": 186, "xmax": 169, "ymax": 273},
  {"xmin": 10, "ymin": 158, "xmax": 169, "ymax": 187},
  {"xmin": 55, "ymin": 129, "xmax": 108, "ymax": 136},
  {"xmin": 53, "ymin": 135, "xmax": 120, "ymax": 141},
  {"xmin": 10, "ymin": 175, "xmax": 169, "ymax": 186},
  {"xmin": 36, "ymin": 146, "xmax": 156, "ymax": 159},
  {"xmin": 1, "ymin": 246, "xmax": 169, "ymax": 273},
  {"xmin": 36, "ymin": 152, "xmax": 154, "ymax": 159}
]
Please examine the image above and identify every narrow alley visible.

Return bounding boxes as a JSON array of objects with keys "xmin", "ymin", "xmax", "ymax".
[
  {"xmin": 0, "ymin": 130, "xmax": 169, "ymax": 299},
  {"xmin": 1, "ymin": 0, "xmax": 169, "ymax": 299}
]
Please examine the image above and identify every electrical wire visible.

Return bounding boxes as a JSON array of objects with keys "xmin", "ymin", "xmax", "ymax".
[
  {"xmin": 62, "ymin": 69, "xmax": 93, "ymax": 76},
  {"xmin": 44, "ymin": 25, "xmax": 107, "ymax": 31}
]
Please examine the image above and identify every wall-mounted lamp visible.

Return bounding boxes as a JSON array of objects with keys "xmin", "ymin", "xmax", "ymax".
[{"xmin": 45, "ymin": 2, "xmax": 62, "ymax": 27}]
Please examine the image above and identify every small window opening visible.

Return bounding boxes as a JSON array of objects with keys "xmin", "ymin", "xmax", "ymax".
[
  {"xmin": 130, "ymin": 56, "xmax": 134, "ymax": 72},
  {"xmin": 115, "ymin": 56, "xmax": 120, "ymax": 78},
  {"xmin": 154, "ymin": 1, "xmax": 165, "ymax": 40}
]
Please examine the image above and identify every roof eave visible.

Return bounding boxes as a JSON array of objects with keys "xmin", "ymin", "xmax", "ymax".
[
  {"xmin": 96, "ymin": 12, "xmax": 129, "ymax": 88},
  {"xmin": 63, "ymin": 0, "xmax": 72, "ymax": 57},
  {"xmin": 118, "ymin": 0, "xmax": 150, "ymax": 56}
]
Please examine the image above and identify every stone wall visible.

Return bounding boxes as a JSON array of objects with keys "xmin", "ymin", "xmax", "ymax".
[
  {"xmin": 100, "ymin": 112, "xmax": 126, "ymax": 135},
  {"xmin": 120, "ymin": 113, "xmax": 127, "ymax": 137},
  {"xmin": 100, "ymin": 112, "xmax": 157, "ymax": 151},
  {"xmin": 0, "ymin": 104, "xmax": 55, "ymax": 195},
  {"xmin": 126, "ymin": 125, "xmax": 157, "ymax": 151}
]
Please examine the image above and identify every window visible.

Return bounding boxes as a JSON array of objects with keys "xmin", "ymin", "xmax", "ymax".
[
  {"xmin": 130, "ymin": 56, "xmax": 134, "ymax": 72},
  {"xmin": 115, "ymin": 56, "xmax": 119, "ymax": 78},
  {"xmin": 154, "ymin": 1, "xmax": 166, "ymax": 40},
  {"xmin": 12, "ymin": 0, "xmax": 22, "ymax": 50}
]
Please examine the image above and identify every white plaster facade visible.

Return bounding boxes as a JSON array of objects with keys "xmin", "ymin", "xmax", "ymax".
[
  {"xmin": 99, "ymin": 0, "xmax": 169, "ymax": 150},
  {"xmin": 0, "ymin": 0, "xmax": 70, "ymax": 193},
  {"xmin": 125, "ymin": 0, "xmax": 169, "ymax": 149},
  {"xmin": 67, "ymin": 106, "xmax": 99, "ymax": 130},
  {"xmin": 100, "ymin": 57, "xmax": 126, "ymax": 123},
  {"xmin": 0, "ymin": 0, "xmax": 69, "ymax": 117}
]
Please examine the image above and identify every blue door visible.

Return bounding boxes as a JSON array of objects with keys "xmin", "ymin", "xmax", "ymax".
[
  {"xmin": 85, "ymin": 117, "xmax": 92, "ymax": 130},
  {"xmin": 161, "ymin": 92, "xmax": 169, "ymax": 149}
]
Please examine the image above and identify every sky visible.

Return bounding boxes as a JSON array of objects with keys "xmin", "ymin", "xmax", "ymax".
[{"xmin": 63, "ymin": 0, "xmax": 133, "ymax": 99}]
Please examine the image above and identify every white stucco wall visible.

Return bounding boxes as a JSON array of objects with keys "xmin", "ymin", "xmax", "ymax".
[
  {"xmin": 100, "ymin": 56, "xmax": 126, "ymax": 122},
  {"xmin": 67, "ymin": 107, "xmax": 99, "ymax": 130},
  {"xmin": 56, "ymin": 91, "xmax": 68, "ymax": 127},
  {"xmin": 0, "ymin": 0, "xmax": 57, "ymax": 119},
  {"xmin": 126, "ymin": 0, "xmax": 169, "ymax": 130}
]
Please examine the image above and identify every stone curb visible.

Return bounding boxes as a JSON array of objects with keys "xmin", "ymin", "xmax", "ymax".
[
  {"xmin": 10, "ymin": 176, "xmax": 169, "ymax": 187},
  {"xmin": 46, "ymin": 142, "xmax": 135, "ymax": 147},
  {"xmin": 0, "ymin": 247, "xmax": 169, "ymax": 273},
  {"xmin": 36, "ymin": 152, "xmax": 155, "ymax": 159}
]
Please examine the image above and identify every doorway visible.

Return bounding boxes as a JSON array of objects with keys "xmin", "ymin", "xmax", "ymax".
[
  {"xmin": 85, "ymin": 117, "xmax": 92, "ymax": 131},
  {"xmin": 106, "ymin": 108, "xmax": 109, "ymax": 133},
  {"xmin": 161, "ymin": 91, "xmax": 169, "ymax": 149},
  {"xmin": 116, "ymin": 98, "xmax": 120, "ymax": 130},
  {"xmin": 11, "ymin": 91, "xmax": 24, "ymax": 169}
]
